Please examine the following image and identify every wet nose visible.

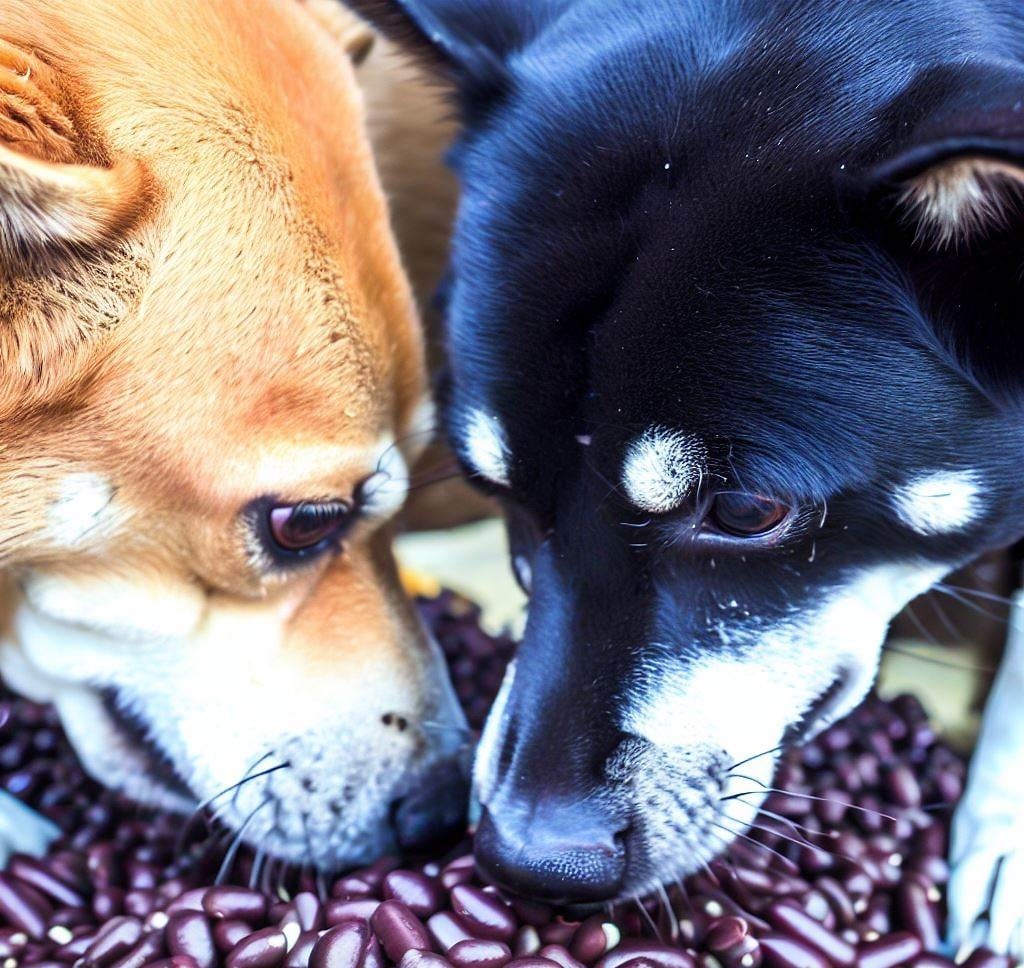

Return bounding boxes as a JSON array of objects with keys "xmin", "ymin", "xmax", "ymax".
[
  {"xmin": 391, "ymin": 759, "xmax": 469, "ymax": 853},
  {"xmin": 474, "ymin": 803, "xmax": 627, "ymax": 903}
]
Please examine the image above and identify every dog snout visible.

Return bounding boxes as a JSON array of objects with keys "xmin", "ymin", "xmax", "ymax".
[
  {"xmin": 390, "ymin": 756, "xmax": 470, "ymax": 853},
  {"xmin": 475, "ymin": 801, "xmax": 627, "ymax": 904}
]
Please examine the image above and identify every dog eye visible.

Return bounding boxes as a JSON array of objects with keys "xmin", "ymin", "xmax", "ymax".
[
  {"xmin": 268, "ymin": 500, "xmax": 353, "ymax": 554},
  {"xmin": 709, "ymin": 492, "xmax": 790, "ymax": 538}
]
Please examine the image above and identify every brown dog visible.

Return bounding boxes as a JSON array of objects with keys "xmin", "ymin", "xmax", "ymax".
[{"xmin": 0, "ymin": 0, "xmax": 467, "ymax": 869}]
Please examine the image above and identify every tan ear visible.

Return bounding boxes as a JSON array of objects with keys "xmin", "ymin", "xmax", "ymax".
[
  {"xmin": 302, "ymin": 0, "xmax": 377, "ymax": 65},
  {"xmin": 899, "ymin": 156, "xmax": 1024, "ymax": 248},
  {"xmin": 0, "ymin": 144, "xmax": 147, "ymax": 255}
]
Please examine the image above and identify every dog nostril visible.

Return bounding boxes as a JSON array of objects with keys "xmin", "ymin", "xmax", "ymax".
[{"xmin": 381, "ymin": 713, "xmax": 409, "ymax": 732}]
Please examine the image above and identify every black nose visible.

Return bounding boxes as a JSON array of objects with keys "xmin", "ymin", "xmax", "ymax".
[
  {"xmin": 474, "ymin": 804, "xmax": 626, "ymax": 903},
  {"xmin": 391, "ymin": 760, "xmax": 469, "ymax": 853}
]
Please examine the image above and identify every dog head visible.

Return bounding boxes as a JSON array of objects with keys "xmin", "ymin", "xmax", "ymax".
[
  {"xmin": 0, "ymin": 0, "xmax": 468, "ymax": 869},
  {"xmin": 350, "ymin": 0, "xmax": 1024, "ymax": 900}
]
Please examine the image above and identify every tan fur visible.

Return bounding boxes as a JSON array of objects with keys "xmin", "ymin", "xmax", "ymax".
[
  {"xmin": 0, "ymin": 0, "xmax": 464, "ymax": 863},
  {"xmin": 901, "ymin": 156, "xmax": 1024, "ymax": 248}
]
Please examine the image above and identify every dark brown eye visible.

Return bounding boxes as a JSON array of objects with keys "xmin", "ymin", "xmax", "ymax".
[
  {"xmin": 709, "ymin": 492, "xmax": 790, "ymax": 538},
  {"xmin": 268, "ymin": 500, "xmax": 352, "ymax": 553}
]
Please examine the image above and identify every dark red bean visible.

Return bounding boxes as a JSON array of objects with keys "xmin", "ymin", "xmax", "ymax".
[
  {"xmin": 538, "ymin": 948, "xmax": 586, "ymax": 968},
  {"xmin": 81, "ymin": 916, "xmax": 144, "ymax": 966},
  {"xmin": 309, "ymin": 922, "xmax": 370, "ymax": 968},
  {"xmin": 331, "ymin": 878, "xmax": 374, "ymax": 901},
  {"xmin": 705, "ymin": 917, "xmax": 749, "ymax": 954},
  {"xmin": 214, "ymin": 919, "xmax": 255, "ymax": 953},
  {"xmin": 107, "ymin": 930, "xmax": 166, "ymax": 968},
  {"xmin": 166, "ymin": 890, "xmax": 208, "ymax": 916},
  {"xmin": 766, "ymin": 903, "xmax": 855, "ymax": 967},
  {"xmin": 383, "ymin": 872, "xmax": 444, "ymax": 918},
  {"xmin": 399, "ymin": 952, "xmax": 454, "ymax": 968},
  {"xmin": 504, "ymin": 960, "xmax": 562, "ymax": 968},
  {"xmin": 284, "ymin": 931, "xmax": 321, "ymax": 968},
  {"xmin": 895, "ymin": 882, "xmax": 938, "ymax": 951},
  {"xmin": 759, "ymin": 935, "xmax": 829, "ymax": 968},
  {"xmin": 595, "ymin": 943, "xmax": 697, "ymax": 968},
  {"xmin": 204, "ymin": 887, "xmax": 268, "ymax": 924},
  {"xmin": 8, "ymin": 857, "xmax": 87, "ymax": 908},
  {"xmin": 512, "ymin": 901, "xmax": 554, "ymax": 929},
  {"xmin": 371, "ymin": 900, "xmax": 433, "ymax": 962},
  {"xmin": 325, "ymin": 899, "xmax": 380, "ymax": 925},
  {"xmin": 909, "ymin": 957, "xmax": 956, "ymax": 968},
  {"xmin": 288, "ymin": 893, "xmax": 324, "ymax": 933},
  {"xmin": 165, "ymin": 911, "xmax": 217, "ymax": 968},
  {"xmin": 854, "ymin": 933, "xmax": 922, "ymax": 968},
  {"xmin": 569, "ymin": 916, "xmax": 618, "ymax": 965},
  {"xmin": 0, "ymin": 872, "xmax": 51, "ymax": 939},
  {"xmin": 450, "ymin": 886, "xmax": 516, "ymax": 942},
  {"xmin": 225, "ymin": 927, "xmax": 288, "ymax": 968},
  {"xmin": 145, "ymin": 959, "xmax": 201, "ymax": 968},
  {"xmin": 450, "ymin": 939, "xmax": 513, "ymax": 968},
  {"xmin": 884, "ymin": 766, "xmax": 921, "ymax": 809},
  {"xmin": 430, "ymin": 913, "xmax": 478, "ymax": 952}
]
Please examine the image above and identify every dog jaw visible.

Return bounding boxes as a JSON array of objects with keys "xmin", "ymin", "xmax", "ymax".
[{"xmin": 3, "ymin": 552, "xmax": 466, "ymax": 868}]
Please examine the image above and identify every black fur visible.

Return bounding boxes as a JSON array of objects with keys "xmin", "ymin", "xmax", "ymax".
[{"xmin": 348, "ymin": 0, "xmax": 1024, "ymax": 901}]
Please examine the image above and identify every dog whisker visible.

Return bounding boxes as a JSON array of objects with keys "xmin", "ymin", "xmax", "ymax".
[
  {"xmin": 728, "ymin": 744, "xmax": 784, "ymax": 771},
  {"xmin": 722, "ymin": 786, "xmax": 901, "ymax": 824},
  {"xmin": 215, "ymin": 797, "xmax": 273, "ymax": 885},
  {"xmin": 881, "ymin": 641, "xmax": 996, "ymax": 674}
]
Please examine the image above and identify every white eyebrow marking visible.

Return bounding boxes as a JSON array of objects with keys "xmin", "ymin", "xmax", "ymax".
[
  {"xmin": 622, "ymin": 429, "xmax": 706, "ymax": 513},
  {"xmin": 360, "ymin": 434, "xmax": 410, "ymax": 518},
  {"xmin": 891, "ymin": 469, "xmax": 982, "ymax": 535},
  {"xmin": 463, "ymin": 409, "xmax": 511, "ymax": 487},
  {"xmin": 47, "ymin": 473, "xmax": 116, "ymax": 548}
]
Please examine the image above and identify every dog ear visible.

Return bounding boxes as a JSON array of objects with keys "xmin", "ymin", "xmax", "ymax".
[
  {"xmin": 0, "ymin": 146, "xmax": 147, "ymax": 257},
  {"xmin": 0, "ymin": 50, "xmax": 147, "ymax": 258},
  {"xmin": 341, "ymin": 0, "xmax": 542, "ymax": 97},
  {"xmin": 864, "ymin": 64, "xmax": 1024, "ymax": 405}
]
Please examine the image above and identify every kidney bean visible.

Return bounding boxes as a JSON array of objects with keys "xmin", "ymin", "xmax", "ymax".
[
  {"xmin": 766, "ymin": 902, "xmax": 856, "ymax": 967},
  {"xmin": 204, "ymin": 888, "xmax": 268, "ymax": 924},
  {"xmin": 895, "ymin": 882, "xmax": 938, "ymax": 951},
  {"xmin": 107, "ymin": 929, "xmax": 166, "ymax": 968},
  {"xmin": 909, "ymin": 957, "xmax": 956, "ymax": 968},
  {"xmin": 215, "ymin": 919, "xmax": 256, "ymax": 953},
  {"xmin": 284, "ymin": 931, "xmax": 320, "ymax": 968},
  {"xmin": 539, "ymin": 920, "xmax": 578, "ymax": 948},
  {"xmin": 450, "ymin": 886, "xmax": 516, "ymax": 942},
  {"xmin": 569, "ymin": 917, "xmax": 619, "ymax": 965},
  {"xmin": 371, "ymin": 900, "xmax": 433, "ymax": 961},
  {"xmin": 8, "ymin": 857, "xmax": 86, "ymax": 909},
  {"xmin": 758, "ymin": 935, "xmax": 829, "ymax": 968},
  {"xmin": 429, "ymin": 912, "xmax": 477, "ymax": 952},
  {"xmin": 854, "ymin": 932, "xmax": 922, "ymax": 968},
  {"xmin": 539, "ymin": 946, "xmax": 587, "ymax": 968},
  {"xmin": 383, "ymin": 872, "xmax": 444, "ymax": 918},
  {"xmin": 325, "ymin": 899, "xmax": 380, "ymax": 925},
  {"xmin": 450, "ymin": 939, "xmax": 514, "ymax": 968},
  {"xmin": 400, "ymin": 952, "xmax": 455, "ymax": 968},
  {"xmin": 225, "ymin": 928, "xmax": 288, "ymax": 968},
  {"xmin": 309, "ymin": 922, "xmax": 370, "ymax": 968},
  {"xmin": 595, "ymin": 943, "xmax": 697, "ymax": 968},
  {"xmin": 145, "ymin": 960, "xmax": 201, "ymax": 968},
  {"xmin": 81, "ymin": 916, "xmax": 144, "ymax": 966},
  {"xmin": 514, "ymin": 927, "xmax": 542, "ymax": 958},
  {"xmin": 0, "ymin": 872, "xmax": 51, "ymax": 939},
  {"xmin": 165, "ymin": 911, "xmax": 217, "ymax": 968}
]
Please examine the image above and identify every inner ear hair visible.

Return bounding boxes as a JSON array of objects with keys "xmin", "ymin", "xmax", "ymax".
[{"xmin": 900, "ymin": 156, "xmax": 1024, "ymax": 249}]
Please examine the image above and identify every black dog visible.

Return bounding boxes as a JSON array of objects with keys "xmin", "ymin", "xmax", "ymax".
[{"xmin": 348, "ymin": 0, "xmax": 1024, "ymax": 954}]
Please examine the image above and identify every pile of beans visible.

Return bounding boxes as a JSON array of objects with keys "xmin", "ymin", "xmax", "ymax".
[{"xmin": 0, "ymin": 591, "xmax": 1003, "ymax": 968}]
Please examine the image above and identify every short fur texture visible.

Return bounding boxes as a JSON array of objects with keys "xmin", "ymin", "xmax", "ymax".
[
  {"xmin": 348, "ymin": 0, "xmax": 1024, "ymax": 947},
  {"xmin": 0, "ymin": 0, "xmax": 467, "ymax": 869}
]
